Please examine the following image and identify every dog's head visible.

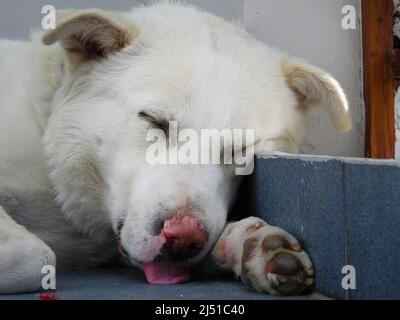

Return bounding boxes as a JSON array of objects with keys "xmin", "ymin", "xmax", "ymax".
[{"xmin": 42, "ymin": 4, "xmax": 351, "ymax": 282}]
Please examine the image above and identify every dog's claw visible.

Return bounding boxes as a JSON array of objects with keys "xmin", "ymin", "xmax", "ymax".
[
  {"xmin": 291, "ymin": 244, "xmax": 302, "ymax": 252},
  {"xmin": 305, "ymin": 267, "xmax": 315, "ymax": 277}
]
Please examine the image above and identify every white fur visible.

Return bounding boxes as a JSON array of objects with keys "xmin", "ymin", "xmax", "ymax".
[
  {"xmin": 0, "ymin": 3, "xmax": 350, "ymax": 293},
  {"xmin": 0, "ymin": 206, "xmax": 56, "ymax": 294}
]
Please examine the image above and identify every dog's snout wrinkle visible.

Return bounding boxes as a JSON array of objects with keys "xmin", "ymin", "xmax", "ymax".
[{"xmin": 150, "ymin": 216, "xmax": 165, "ymax": 236}]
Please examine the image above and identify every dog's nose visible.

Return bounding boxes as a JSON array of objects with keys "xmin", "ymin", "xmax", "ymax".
[{"xmin": 161, "ymin": 215, "xmax": 207, "ymax": 260}]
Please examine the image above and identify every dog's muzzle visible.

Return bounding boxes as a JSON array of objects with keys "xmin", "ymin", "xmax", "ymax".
[{"xmin": 117, "ymin": 215, "xmax": 208, "ymax": 285}]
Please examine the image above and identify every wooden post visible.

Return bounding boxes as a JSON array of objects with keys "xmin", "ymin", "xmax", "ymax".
[{"xmin": 362, "ymin": 0, "xmax": 396, "ymax": 159}]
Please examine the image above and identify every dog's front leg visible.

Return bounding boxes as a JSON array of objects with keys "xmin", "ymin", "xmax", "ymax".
[
  {"xmin": 209, "ymin": 217, "xmax": 315, "ymax": 295},
  {"xmin": 0, "ymin": 205, "xmax": 56, "ymax": 294}
]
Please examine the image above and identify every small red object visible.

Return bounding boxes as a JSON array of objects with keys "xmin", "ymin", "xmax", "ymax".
[{"xmin": 38, "ymin": 293, "xmax": 58, "ymax": 300}]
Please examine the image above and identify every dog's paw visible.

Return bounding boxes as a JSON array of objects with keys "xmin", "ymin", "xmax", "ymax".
[
  {"xmin": 212, "ymin": 217, "xmax": 314, "ymax": 295},
  {"xmin": 240, "ymin": 231, "xmax": 314, "ymax": 295}
]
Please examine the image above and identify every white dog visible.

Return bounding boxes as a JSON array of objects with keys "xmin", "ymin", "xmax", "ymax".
[{"xmin": 0, "ymin": 3, "xmax": 351, "ymax": 296}]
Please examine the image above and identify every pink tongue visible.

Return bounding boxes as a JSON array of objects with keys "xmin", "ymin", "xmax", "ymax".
[{"xmin": 144, "ymin": 264, "xmax": 191, "ymax": 285}]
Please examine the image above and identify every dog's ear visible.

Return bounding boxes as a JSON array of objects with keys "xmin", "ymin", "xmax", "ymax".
[
  {"xmin": 282, "ymin": 57, "xmax": 352, "ymax": 132},
  {"xmin": 42, "ymin": 10, "xmax": 138, "ymax": 63}
]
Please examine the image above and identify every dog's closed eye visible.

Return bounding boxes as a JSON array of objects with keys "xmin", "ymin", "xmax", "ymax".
[{"xmin": 138, "ymin": 111, "xmax": 170, "ymax": 134}]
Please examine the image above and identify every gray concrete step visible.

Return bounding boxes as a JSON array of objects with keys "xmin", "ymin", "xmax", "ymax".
[
  {"xmin": 235, "ymin": 153, "xmax": 400, "ymax": 300},
  {"xmin": 0, "ymin": 268, "xmax": 330, "ymax": 300}
]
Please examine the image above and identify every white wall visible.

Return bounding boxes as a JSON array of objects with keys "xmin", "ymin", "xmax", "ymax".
[
  {"xmin": 0, "ymin": 0, "xmax": 243, "ymax": 39},
  {"xmin": 243, "ymin": 0, "xmax": 363, "ymax": 157},
  {"xmin": 0, "ymin": 0, "xmax": 364, "ymax": 157}
]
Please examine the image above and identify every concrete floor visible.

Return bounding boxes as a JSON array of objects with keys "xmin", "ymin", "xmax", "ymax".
[{"xmin": 0, "ymin": 268, "xmax": 330, "ymax": 300}]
